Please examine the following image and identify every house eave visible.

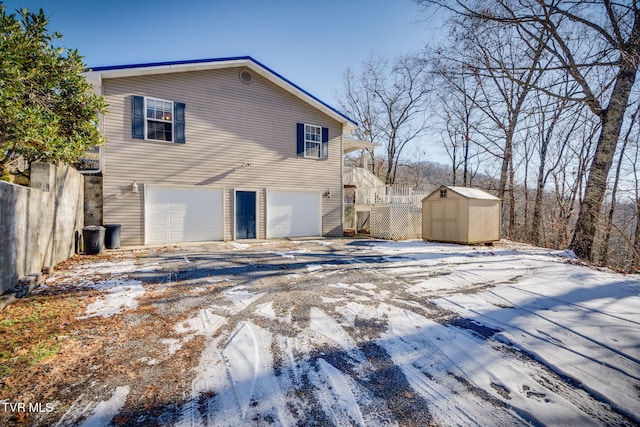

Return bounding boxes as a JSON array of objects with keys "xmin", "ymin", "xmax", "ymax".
[{"xmin": 82, "ymin": 56, "xmax": 357, "ymax": 132}]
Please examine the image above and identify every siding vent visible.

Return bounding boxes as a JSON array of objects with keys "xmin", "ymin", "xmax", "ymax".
[{"xmin": 239, "ymin": 70, "xmax": 253, "ymax": 84}]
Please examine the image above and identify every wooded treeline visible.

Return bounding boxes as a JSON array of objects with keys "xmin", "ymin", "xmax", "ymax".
[{"xmin": 340, "ymin": 0, "xmax": 640, "ymax": 272}]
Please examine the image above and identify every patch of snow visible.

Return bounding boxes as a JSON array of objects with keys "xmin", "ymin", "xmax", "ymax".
[
  {"xmin": 74, "ymin": 260, "xmax": 137, "ymax": 275},
  {"xmin": 330, "ymin": 282, "xmax": 360, "ymax": 292},
  {"xmin": 80, "ymin": 280, "xmax": 144, "ymax": 318},
  {"xmin": 175, "ymin": 309, "xmax": 227, "ymax": 339},
  {"xmin": 231, "ymin": 242, "xmax": 251, "ymax": 250},
  {"xmin": 434, "ymin": 263, "xmax": 640, "ymax": 421},
  {"xmin": 255, "ymin": 301, "xmax": 277, "ymax": 320},
  {"xmin": 271, "ymin": 249, "xmax": 310, "ymax": 259},
  {"xmin": 321, "ymin": 297, "xmax": 344, "ymax": 304},
  {"xmin": 311, "ymin": 359, "xmax": 366, "ymax": 426},
  {"xmin": 222, "ymin": 287, "xmax": 264, "ymax": 313},
  {"xmin": 79, "ymin": 386, "xmax": 129, "ymax": 427},
  {"xmin": 137, "ymin": 263, "xmax": 160, "ymax": 273},
  {"xmin": 306, "ymin": 264, "xmax": 323, "ymax": 273},
  {"xmin": 159, "ymin": 338, "xmax": 183, "ymax": 355},
  {"xmin": 302, "ymin": 308, "xmax": 359, "ymax": 354},
  {"xmin": 179, "ymin": 322, "xmax": 294, "ymax": 426}
]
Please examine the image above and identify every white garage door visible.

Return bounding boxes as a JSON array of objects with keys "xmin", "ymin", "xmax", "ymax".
[
  {"xmin": 267, "ymin": 190, "xmax": 321, "ymax": 238},
  {"xmin": 145, "ymin": 186, "xmax": 223, "ymax": 244}
]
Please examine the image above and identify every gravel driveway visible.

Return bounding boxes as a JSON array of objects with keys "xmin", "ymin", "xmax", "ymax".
[{"xmin": 2, "ymin": 238, "xmax": 638, "ymax": 426}]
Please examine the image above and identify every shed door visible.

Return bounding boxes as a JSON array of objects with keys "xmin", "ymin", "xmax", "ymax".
[
  {"xmin": 267, "ymin": 190, "xmax": 321, "ymax": 238},
  {"xmin": 431, "ymin": 200, "xmax": 458, "ymax": 241},
  {"xmin": 146, "ymin": 186, "xmax": 223, "ymax": 244},
  {"xmin": 444, "ymin": 200, "xmax": 458, "ymax": 240}
]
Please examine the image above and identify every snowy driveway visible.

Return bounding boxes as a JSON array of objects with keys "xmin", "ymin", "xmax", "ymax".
[{"xmin": 18, "ymin": 239, "xmax": 640, "ymax": 425}]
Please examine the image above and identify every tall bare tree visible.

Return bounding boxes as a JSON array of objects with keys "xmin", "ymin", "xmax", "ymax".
[
  {"xmin": 435, "ymin": 56, "xmax": 482, "ymax": 187},
  {"xmin": 600, "ymin": 101, "xmax": 640, "ymax": 265},
  {"xmin": 433, "ymin": 15, "xmax": 550, "ymax": 237},
  {"xmin": 340, "ymin": 54, "xmax": 433, "ymax": 185},
  {"xmin": 416, "ymin": 0, "xmax": 640, "ymax": 262}
]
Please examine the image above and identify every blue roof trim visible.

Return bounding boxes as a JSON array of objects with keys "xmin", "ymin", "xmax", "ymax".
[{"xmin": 87, "ymin": 56, "xmax": 358, "ymax": 127}]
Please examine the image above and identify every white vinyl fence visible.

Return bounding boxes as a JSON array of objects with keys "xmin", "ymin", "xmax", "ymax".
[{"xmin": 370, "ymin": 204, "xmax": 422, "ymax": 240}]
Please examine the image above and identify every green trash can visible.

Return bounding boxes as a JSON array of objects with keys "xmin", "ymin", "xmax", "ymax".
[
  {"xmin": 104, "ymin": 224, "xmax": 121, "ymax": 249},
  {"xmin": 83, "ymin": 226, "xmax": 105, "ymax": 255}
]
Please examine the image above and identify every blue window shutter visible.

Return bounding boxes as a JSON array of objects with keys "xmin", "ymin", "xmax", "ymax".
[
  {"xmin": 132, "ymin": 96, "xmax": 144, "ymax": 139},
  {"xmin": 321, "ymin": 127, "xmax": 329, "ymax": 159},
  {"xmin": 174, "ymin": 102, "xmax": 186, "ymax": 143},
  {"xmin": 297, "ymin": 123, "xmax": 305, "ymax": 156}
]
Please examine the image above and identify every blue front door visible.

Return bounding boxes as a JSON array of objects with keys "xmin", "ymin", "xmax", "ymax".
[{"xmin": 236, "ymin": 191, "xmax": 256, "ymax": 239}]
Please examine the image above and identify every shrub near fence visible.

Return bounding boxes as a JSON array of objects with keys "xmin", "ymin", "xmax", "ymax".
[{"xmin": 370, "ymin": 204, "xmax": 422, "ymax": 240}]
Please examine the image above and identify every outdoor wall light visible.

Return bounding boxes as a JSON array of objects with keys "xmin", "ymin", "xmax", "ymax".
[
  {"xmin": 131, "ymin": 180, "xmax": 138, "ymax": 194},
  {"xmin": 323, "ymin": 190, "xmax": 332, "ymax": 199}
]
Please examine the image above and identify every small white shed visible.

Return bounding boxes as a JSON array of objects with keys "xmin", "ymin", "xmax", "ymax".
[{"xmin": 422, "ymin": 185, "xmax": 501, "ymax": 244}]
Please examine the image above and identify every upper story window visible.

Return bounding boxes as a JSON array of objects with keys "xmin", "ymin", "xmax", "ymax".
[
  {"xmin": 132, "ymin": 95, "xmax": 185, "ymax": 143},
  {"xmin": 296, "ymin": 123, "xmax": 329, "ymax": 159},
  {"xmin": 146, "ymin": 98, "xmax": 173, "ymax": 141},
  {"xmin": 440, "ymin": 189, "xmax": 447, "ymax": 198},
  {"xmin": 305, "ymin": 124, "xmax": 322, "ymax": 158}
]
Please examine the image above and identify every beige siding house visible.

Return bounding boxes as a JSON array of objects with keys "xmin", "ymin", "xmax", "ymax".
[
  {"xmin": 83, "ymin": 57, "xmax": 356, "ymax": 246},
  {"xmin": 422, "ymin": 185, "xmax": 502, "ymax": 244}
]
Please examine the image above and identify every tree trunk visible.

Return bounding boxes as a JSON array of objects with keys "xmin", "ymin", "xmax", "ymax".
[
  {"xmin": 599, "ymin": 102, "xmax": 639, "ymax": 265},
  {"xmin": 532, "ymin": 140, "xmax": 547, "ymax": 246},
  {"xmin": 570, "ymin": 65, "xmax": 638, "ymax": 261},
  {"xmin": 498, "ymin": 135, "xmax": 513, "ymax": 237},
  {"xmin": 508, "ymin": 153, "xmax": 516, "ymax": 239},
  {"xmin": 463, "ymin": 131, "xmax": 470, "ymax": 186},
  {"xmin": 635, "ymin": 196, "xmax": 640, "ymax": 270}
]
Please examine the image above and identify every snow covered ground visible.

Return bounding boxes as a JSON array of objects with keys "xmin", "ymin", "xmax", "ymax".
[{"xmin": 35, "ymin": 239, "xmax": 640, "ymax": 426}]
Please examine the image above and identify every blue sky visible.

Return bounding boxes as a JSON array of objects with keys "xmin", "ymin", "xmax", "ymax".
[{"xmin": 2, "ymin": 0, "xmax": 443, "ymax": 107}]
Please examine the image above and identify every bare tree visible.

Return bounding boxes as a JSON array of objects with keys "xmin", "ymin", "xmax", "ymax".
[
  {"xmin": 432, "ymin": 15, "xmax": 550, "ymax": 237},
  {"xmin": 435, "ymin": 56, "xmax": 482, "ymax": 187},
  {"xmin": 550, "ymin": 111, "xmax": 599, "ymax": 247},
  {"xmin": 600, "ymin": 101, "xmax": 640, "ymax": 265},
  {"xmin": 340, "ymin": 68, "xmax": 384, "ymax": 175},
  {"xmin": 530, "ymin": 88, "xmax": 582, "ymax": 246},
  {"xmin": 631, "ymin": 139, "xmax": 640, "ymax": 269},
  {"xmin": 340, "ymin": 54, "xmax": 433, "ymax": 185},
  {"xmin": 416, "ymin": 0, "xmax": 640, "ymax": 262}
]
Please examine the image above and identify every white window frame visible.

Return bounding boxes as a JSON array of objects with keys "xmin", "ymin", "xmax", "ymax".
[
  {"xmin": 304, "ymin": 124, "xmax": 322, "ymax": 158},
  {"xmin": 145, "ymin": 97, "xmax": 174, "ymax": 142}
]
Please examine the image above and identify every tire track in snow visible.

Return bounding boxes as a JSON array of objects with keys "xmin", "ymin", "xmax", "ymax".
[
  {"xmin": 380, "ymin": 302, "xmax": 631, "ymax": 426},
  {"xmin": 295, "ymin": 307, "xmax": 398, "ymax": 425},
  {"xmin": 310, "ymin": 358, "xmax": 367, "ymax": 426},
  {"xmin": 180, "ymin": 321, "xmax": 294, "ymax": 426},
  {"xmin": 377, "ymin": 305, "xmax": 516, "ymax": 426},
  {"xmin": 438, "ymin": 291, "xmax": 640, "ymax": 422}
]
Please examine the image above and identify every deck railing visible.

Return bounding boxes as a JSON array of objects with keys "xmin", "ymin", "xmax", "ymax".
[
  {"xmin": 354, "ymin": 185, "xmax": 429, "ymax": 206},
  {"xmin": 343, "ymin": 166, "xmax": 385, "ymax": 188}
]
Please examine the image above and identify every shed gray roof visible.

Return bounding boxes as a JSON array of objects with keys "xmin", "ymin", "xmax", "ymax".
[
  {"xmin": 423, "ymin": 186, "xmax": 501, "ymax": 201},
  {"xmin": 446, "ymin": 186, "xmax": 501, "ymax": 200}
]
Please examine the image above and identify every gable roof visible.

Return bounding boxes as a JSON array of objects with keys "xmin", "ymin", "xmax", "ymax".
[
  {"xmin": 83, "ymin": 56, "xmax": 357, "ymax": 132},
  {"xmin": 424, "ymin": 185, "xmax": 501, "ymax": 201}
]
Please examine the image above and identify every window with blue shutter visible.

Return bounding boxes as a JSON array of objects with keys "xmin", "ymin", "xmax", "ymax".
[
  {"xmin": 321, "ymin": 127, "xmax": 329, "ymax": 159},
  {"xmin": 297, "ymin": 123, "xmax": 305, "ymax": 156},
  {"xmin": 132, "ymin": 96, "xmax": 145, "ymax": 139},
  {"xmin": 131, "ymin": 95, "xmax": 185, "ymax": 143},
  {"xmin": 298, "ymin": 123, "xmax": 329, "ymax": 159},
  {"xmin": 174, "ymin": 102, "xmax": 186, "ymax": 143}
]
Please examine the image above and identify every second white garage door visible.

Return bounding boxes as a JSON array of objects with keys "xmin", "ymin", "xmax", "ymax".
[
  {"xmin": 145, "ymin": 186, "xmax": 224, "ymax": 244},
  {"xmin": 266, "ymin": 190, "xmax": 321, "ymax": 238}
]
